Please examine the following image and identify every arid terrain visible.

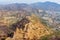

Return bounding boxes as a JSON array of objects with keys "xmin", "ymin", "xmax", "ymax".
[{"xmin": 0, "ymin": 2, "xmax": 60, "ymax": 40}]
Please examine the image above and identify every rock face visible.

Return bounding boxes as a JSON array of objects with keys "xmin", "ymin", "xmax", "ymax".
[
  {"xmin": 0, "ymin": 25, "xmax": 13, "ymax": 40},
  {"xmin": 10, "ymin": 17, "xmax": 30, "ymax": 31},
  {"xmin": 6, "ymin": 15, "xmax": 53, "ymax": 40}
]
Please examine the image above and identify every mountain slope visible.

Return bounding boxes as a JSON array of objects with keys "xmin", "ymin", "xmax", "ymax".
[{"xmin": 6, "ymin": 15, "xmax": 53, "ymax": 40}]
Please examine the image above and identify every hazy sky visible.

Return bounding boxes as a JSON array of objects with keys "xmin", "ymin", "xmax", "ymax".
[{"xmin": 0, "ymin": 0, "xmax": 60, "ymax": 4}]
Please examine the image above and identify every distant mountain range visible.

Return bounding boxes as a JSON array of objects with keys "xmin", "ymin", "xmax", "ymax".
[
  {"xmin": 31, "ymin": 2, "xmax": 60, "ymax": 11},
  {"xmin": 0, "ymin": 2, "xmax": 60, "ymax": 11}
]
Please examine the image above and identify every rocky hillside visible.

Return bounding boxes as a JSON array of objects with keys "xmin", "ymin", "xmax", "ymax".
[
  {"xmin": 5, "ymin": 14, "xmax": 53, "ymax": 40},
  {"xmin": 0, "ymin": 2, "xmax": 60, "ymax": 40}
]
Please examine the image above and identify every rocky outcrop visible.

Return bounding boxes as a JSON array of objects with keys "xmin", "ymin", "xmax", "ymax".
[
  {"xmin": 0, "ymin": 26, "xmax": 13, "ymax": 40},
  {"xmin": 6, "ymin": 15, "xmax": 53, "ymax": 40}
]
